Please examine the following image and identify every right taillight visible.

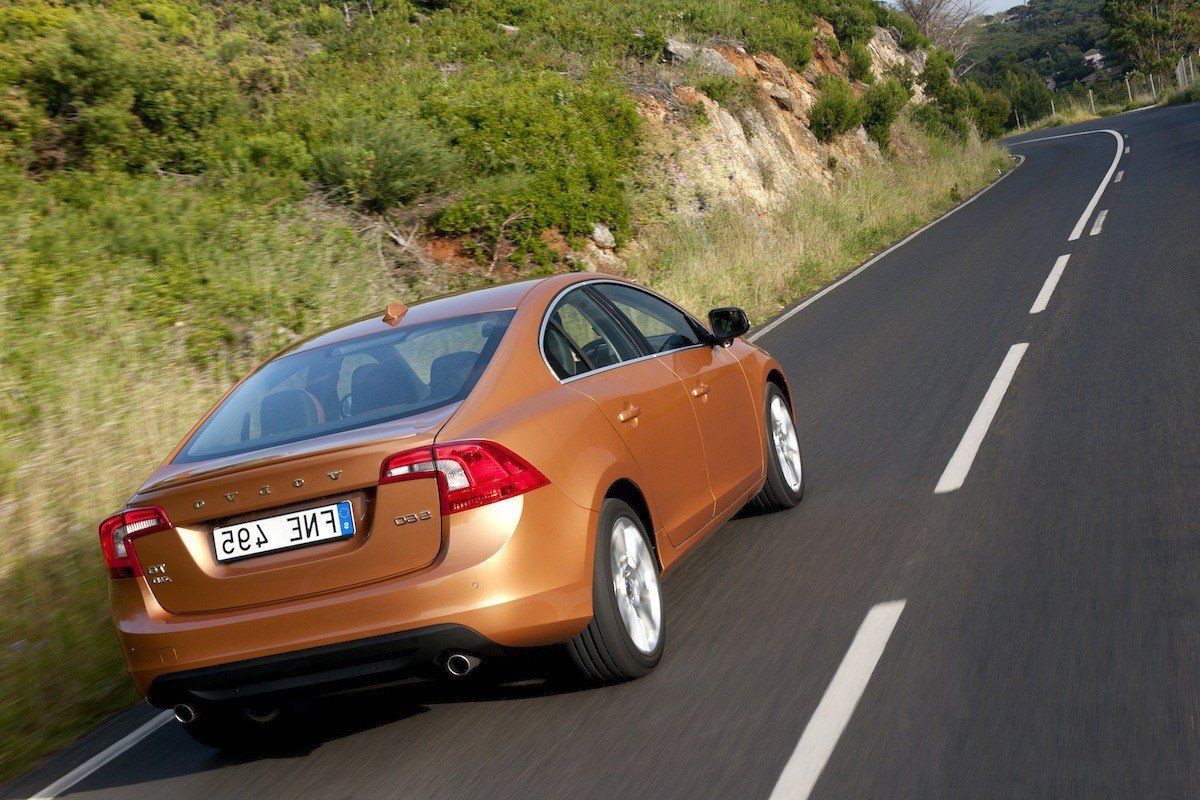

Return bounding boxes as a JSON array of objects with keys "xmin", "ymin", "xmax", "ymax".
[
  {"xmin": 98, "ymin": 506, "xmax": 172, "ymax": 579},
  {"xmin": 380, "ymin": 440, "xmax": 548, "ymax": 515}
]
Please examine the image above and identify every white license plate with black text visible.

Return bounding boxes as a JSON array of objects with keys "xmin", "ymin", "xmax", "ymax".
[{"xmin": 213, "ymin": 501, "xmax": 355, "ymax": 563}]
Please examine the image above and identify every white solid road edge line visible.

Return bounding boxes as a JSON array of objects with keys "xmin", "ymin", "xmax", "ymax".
[
  {"xmin": 934, "ymin": 343, "xmax": 1030, "ymax": 494},
  {"xmin": 1029, "ymin": 255, "xmax": 1070, "ymax": 314},
  {"xmin": 768, "ymin": 600, "xmax": 906, "ymax": 800},
  {"xmin": 748, "ymin": 156, "xmax": 1026, "ymax": 343},
  {"xmin": 1009, "ymin": 129, "xmax": 1122, "ymax": 242},
  {"xmin": 28, "ymin": 711, "xmax": 172, "ymax": 800},
  {"xmin": 1090, "ymin": 209, "xmax": 1108, "ymax": 236}
]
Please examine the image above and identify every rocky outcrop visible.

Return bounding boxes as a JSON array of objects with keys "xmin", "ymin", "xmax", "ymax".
[
  {"xmin": 867, "ymin": 27, "xmax": 926, "ymax": 102},
  {"xmin": 665, "ymin": 37, "xmax": 740, "ymax": 77},
  {"xmin": 626, "ymin": 23, "xmax": 921, "ymax": 226}
]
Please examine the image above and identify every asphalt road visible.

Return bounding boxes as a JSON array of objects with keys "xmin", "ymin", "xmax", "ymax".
[{"xmin": 8, "ymin": 102, "xmax": 1200, "ymax": 800}]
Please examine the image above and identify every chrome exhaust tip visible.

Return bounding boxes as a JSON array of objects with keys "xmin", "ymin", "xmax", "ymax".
[
  {"xmin": 173, "ymin": 704, "xmax": 197, "ymax": 724},
  {"xmin": 445, "ymin": 653, "xmax": 481, "ymax": 677}
]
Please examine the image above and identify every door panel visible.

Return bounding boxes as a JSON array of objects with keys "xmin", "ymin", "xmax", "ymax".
[
  {"xmin": 568, "ymin": 359, "xmax": 714, "ymax": 543},
  {"xmin": 589, "ymin": 282, "xmax": 761, "ymax": 529},
  {"xmin": 659, "ymin": 345, "xmax": 761, "ymax": 518}
]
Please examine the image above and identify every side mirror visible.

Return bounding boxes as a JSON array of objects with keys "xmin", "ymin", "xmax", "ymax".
[{"xmin": 707, "ymin": 307, "xmax": 750, "ymax": 345}]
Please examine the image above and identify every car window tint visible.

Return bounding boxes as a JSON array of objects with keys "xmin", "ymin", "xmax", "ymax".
[
  {"xmin": 595, "ymin": 283, "xmax": 702, "ymax": 353},
  {"xmin": 547, "ymin": 289, "xmax": 639, "ymax": 374},
  {"xmin": 177, "ymin": 311, "xmax": 513, "ymax": 464},
  {"xmin": 543, "ymin": 325, "xmax": 589, "ymax": 379}
]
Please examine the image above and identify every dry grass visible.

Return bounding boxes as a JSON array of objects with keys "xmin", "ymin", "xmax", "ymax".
[
  {"xmin": 0, "ymin": 119, "xmax": 1006, "ymax": 780},
  {"xmin": 629, "ymin": 119, "xmax": 1009, "ymax": 321},
  {"xmin": 1024, "ymin": 95, "xmax": 1155, "ymax": 133}
]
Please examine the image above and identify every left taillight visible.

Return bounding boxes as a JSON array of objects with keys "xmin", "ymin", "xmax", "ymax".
[
  {"xmin": 380, "ymin": 440, "xmax": 549, "ymax": 515},
  {"xmin": 98, "ymin": 506, "xmax": 172, "ymax": 579}
]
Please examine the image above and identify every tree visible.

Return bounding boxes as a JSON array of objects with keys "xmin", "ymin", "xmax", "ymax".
[
  {"xmin": 897, "ymin": 0, "xmax": 988, "ymax": 64},
  {"xmin": 1102, "ymin": 0, "xmax": 1200, "ymax": 74}
]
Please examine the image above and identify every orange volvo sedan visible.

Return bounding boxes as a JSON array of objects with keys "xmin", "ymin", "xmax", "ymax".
[{"xmin": 101, "ymin": 273, "xmax": 804, "ymax": 747}]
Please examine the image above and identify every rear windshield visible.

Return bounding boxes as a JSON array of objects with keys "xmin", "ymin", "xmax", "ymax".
[{"xmin": 176, "ymin": 311, "xmax": 513, "ymax": 464}]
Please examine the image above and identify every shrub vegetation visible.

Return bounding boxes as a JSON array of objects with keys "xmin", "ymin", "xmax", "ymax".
[
  {"xmin": 848, "ymin": 41, "xmax": 875, "ymax": 83},
  {"xmin": 810, "ymin": 74, "xmax": 865, "ymax": 142},
  {"xmin": 863, "ymin": 77, "xmax": 910, "ymax": 147}
]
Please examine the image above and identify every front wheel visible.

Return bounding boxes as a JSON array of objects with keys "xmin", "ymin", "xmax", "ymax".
[
  {"xmin": 751, "ymin": 384, "xmax": 805, "ymax": 511},
  {"xmin": 568, "ymin": 498, "xmax": 664, "ymax": 682}
]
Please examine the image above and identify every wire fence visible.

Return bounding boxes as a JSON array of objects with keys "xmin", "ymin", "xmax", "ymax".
[{"xmin": 1174, "ymin": 51, "xmax": 1199, "ymax": 89}]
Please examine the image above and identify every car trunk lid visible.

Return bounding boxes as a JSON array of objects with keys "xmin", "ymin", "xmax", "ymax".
[{"xmin": 128, "ymin": 413, "xmax": 450, "ymax": 615}]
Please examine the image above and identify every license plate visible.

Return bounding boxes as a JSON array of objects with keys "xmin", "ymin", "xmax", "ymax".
[{"xmin": 213, "ymin": 501, "xmax": 355, "ymax": 563}]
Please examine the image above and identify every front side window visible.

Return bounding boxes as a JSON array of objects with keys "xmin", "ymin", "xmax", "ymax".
[
  {"xmin": 595, "ymin": 283, "xmax": 703, "ymax": 353},
  {"xmin": 543, "ymin": 289, "xmax": 640, "ymax": 379},
  {"xmin": 177, "ymin": 311, "xmax": 513, "ymax": 463}
]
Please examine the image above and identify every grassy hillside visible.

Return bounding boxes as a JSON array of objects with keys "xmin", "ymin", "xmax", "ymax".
[{"xmin": 0, "ymin": 0, "xmax": 1006, "ymax": 779}]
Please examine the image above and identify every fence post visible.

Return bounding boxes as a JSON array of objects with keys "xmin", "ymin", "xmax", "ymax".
[
  {"xmin": 1125, "ymin": 74, "xmax": 1133, "ymax": 103},
  {"xmin": 1089, "ymin": 89, "xmax": 1096, "ymax": 115}
]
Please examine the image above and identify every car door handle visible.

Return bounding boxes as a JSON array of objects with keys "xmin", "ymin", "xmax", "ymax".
[
  {"xmin": 691, "ymin": 383, "xmax": 710, "ymax": 398},
  {"xmin": 617, "ymin": 405, "xmax": 641, "ymax": 423}
]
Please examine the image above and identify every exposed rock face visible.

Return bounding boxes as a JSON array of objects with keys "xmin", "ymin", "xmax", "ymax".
[
  {"xmin": 630, "ymin": 23, "xmax": 923, "ymax": 223},
  {"xmin": 666, "ymin": 37, "xmax": 739, "ymax": 77},
  {"xmin": 590, "ymin": 223, "xmax": 617, "ymax": 250},
  {"xmin": 867, "ymin": 28, "xmax": 927, "ymax": 102}
]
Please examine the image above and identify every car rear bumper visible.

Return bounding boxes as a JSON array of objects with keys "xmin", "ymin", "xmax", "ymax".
[
  {"xmin": 114, "ymin": 485, "xmax": 596, "ymax": 699},
  {"xmin": 146, "ymin": 624, "xmax": 502, "ymax": 707}
]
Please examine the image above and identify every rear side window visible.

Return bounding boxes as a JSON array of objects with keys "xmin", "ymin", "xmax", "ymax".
[
  {"xmin": 543, "ymin": 289, "xmax": 640, "ymax": 379},
  {"xmin": 177, "ymin": 311, "xmax": 513, "ymax": 463},
  {"xmin": 594, "ymin": 283, "xmax": 703, "ymax": 353}
]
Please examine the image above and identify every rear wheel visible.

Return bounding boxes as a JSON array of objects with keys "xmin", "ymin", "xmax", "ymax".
[
  {"xmin": 568, "ymin": 498, "xmax": 664, "ymax": 682},
  {"xmin": 751, "ymin": 384, "xmax": 805, "ymax": 511}
]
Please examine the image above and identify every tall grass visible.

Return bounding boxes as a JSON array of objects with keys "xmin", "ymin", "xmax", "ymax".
[
  {"xmin": 0, "ymin": 168, "xmax": 411, "ymax": 778},
  {"xmin": 1160, "ymin": 81, "xmax": 1200, "ymax": 107},
  {"xmin": 631, "ymin": 119, "xmax": 1008, "ymax": 320},
  {"xmin": 1023, "ymin": 94, "xmax": 1155, "ymax": 133}
]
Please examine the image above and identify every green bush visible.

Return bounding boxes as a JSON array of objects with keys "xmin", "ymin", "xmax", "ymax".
[
  {"xmin": 848, "ymin": 41, "xmax": 874, "ymax": 83},
  {"xmin": 874, "ymin": 6, "xmax": 928, "ymax": 51},
  {"xmin": 915, "ymin": 49, "xmax": 972, "ymax": 140},
  {"xmin": 1162, "ymin": 81, "xmax": 1200, "ymax": 106},
  {"xmin": 831, "ymin": 0, "xmax": 876, "ymax": 44},
  {"xmin": 311, "ymin": 115, "xmax": 460, "ymax": 211},
  {"xmin": 695, "ymin": 75, "xmax": 754, "ymax": 107},
  {"xmin": 810, "ymin": 74, "xmax": 864, "ymax": 142},
  {"xmin": 862, "ymin": 77, "xmax": 909, "ymax": 147},
  {"xmin": 19, "ymin": 10, "xmax": 232, "ymax": 172},
  {"xmin": 744, "ymin": 15, "xmax": 815, "ymax": 71},
  {"xmin": 964, "ymin": 80, "xmax": 1010, "ymax": 140},
  {"xmin": 424, "ymin": 68, "xmax": 640, "ymax": 249},
  {"xmin": 886, "ymin": 61, "xmax": 915, "ymax": 92}
]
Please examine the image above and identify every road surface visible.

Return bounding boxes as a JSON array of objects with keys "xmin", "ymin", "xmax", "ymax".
[{"xmin": 7, "ymin": 102, "xmax": 1200, "ymax": 800}]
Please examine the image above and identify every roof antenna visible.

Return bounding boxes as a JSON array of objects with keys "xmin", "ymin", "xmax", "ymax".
[{"xmin": 382, "ymin": 302, "xmax": 408, "ymax": 326}]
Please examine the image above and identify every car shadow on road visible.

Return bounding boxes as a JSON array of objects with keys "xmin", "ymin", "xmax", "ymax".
[
  {"xmin": 8, "ymin": 656, "xmax": 592, "ymax": 799},
  {"xmin": 234, "ymin": 657, "xmax": 590, "ymax": 761}
]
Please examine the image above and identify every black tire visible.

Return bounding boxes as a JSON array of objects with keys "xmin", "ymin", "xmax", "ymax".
[
  {"xmin": 179, "ymin": 702, "xmax": 287, "ymax": 750},
  {"xmin": 568, "ymin": 498, "xmax": 664, "ymax": 682},
  {"xmin": 751, "ymin": 383, "xmax": 805, "ymax": 511}
]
